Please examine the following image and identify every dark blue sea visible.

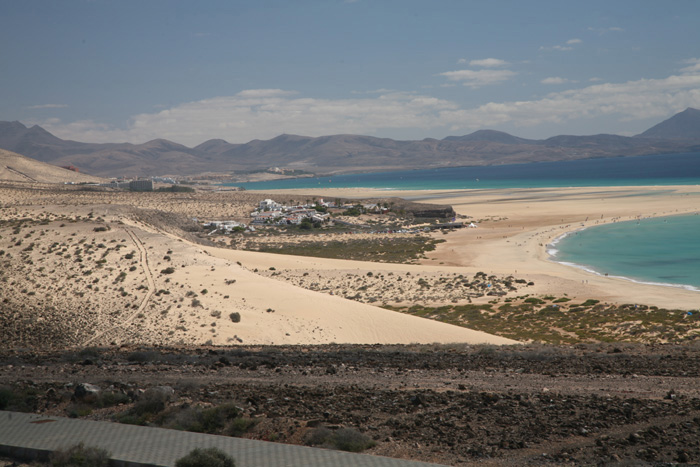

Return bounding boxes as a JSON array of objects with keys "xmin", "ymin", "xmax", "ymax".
[{"xmin": 232, "ymin": 152, "xmax": 700, "ymax": 191}]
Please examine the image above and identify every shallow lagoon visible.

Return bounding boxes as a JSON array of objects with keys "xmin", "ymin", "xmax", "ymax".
[{"xmin": 551, "ymin": 215, "xmax": 700, "ymax": 291}]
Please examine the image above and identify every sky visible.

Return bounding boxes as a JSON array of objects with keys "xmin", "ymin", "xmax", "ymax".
[{"xmin": 2, "ymin": 0, "xmax": 700, "ymax": 147}]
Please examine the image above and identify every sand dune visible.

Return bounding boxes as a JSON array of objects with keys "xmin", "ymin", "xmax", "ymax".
[
  {"xmin": 3, "ymin": 182, "xmax": 699, "ymax": 349},
  {"xmin": 0, "ymin": 148, "xmax": 104, "ymax": 184},
  {"xmin": 0, "ymin": 188, "xmax": 516, "ymax": 347}
]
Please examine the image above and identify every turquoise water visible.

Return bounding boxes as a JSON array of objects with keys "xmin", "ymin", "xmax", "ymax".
[
  {"xmin": 233, "ymin": 152, "xmax": 700, "ymax": 191},
  {"xmin": 550, "ymin": 215, "xmax": 700, "ymax": 290},
  {"xmin": 232, "ymin": 151, "xmax": 700, "ymax": 291}
]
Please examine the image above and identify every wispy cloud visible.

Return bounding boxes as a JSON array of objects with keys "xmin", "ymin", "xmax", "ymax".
[
  {"xmin": 439, "ymin": 69, "xmax": 517, "ymax": 88},
  {"xmin": 457, "ymin": 58, "xmax": 509, "ymax": 67},
  {"xmin": 25, "ymin": 104, "xmax": 68, "ymax": 110},
  {"xmin": 540, "ymin": 38, "xmax": 582, "ymax": 52},
  {"xmin": 680, "ymin": 58, "xmax": 700, "ymax": 74},
  {"xmin": 541, "ymin": 77, "xmax": 570, "ymax": 85},
  {"xmin": 440, "ymin": 73, "xmax": 700, "ymax": 131},
  {"xmin": 38, "ymin": 90, "xmax": 458, "ymax": 145},
  {"xmin": 37, "ymin": 68, "xmax": 700, "ymax": 146},
  {"xmin": 468, "ymin": 58, "xmax": 509, "ymax": 68},
  {"xmin": 588, "ymin": 26, "xmax": 625, "ymax": 34},
  {"xmin": 351, "ymin": 88, "xmax": 396, "ymax": 95}
]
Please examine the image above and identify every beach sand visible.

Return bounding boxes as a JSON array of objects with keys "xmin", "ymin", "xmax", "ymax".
[
  {"xmin": 2, "ymin": 183, "xmax": 699, "ymax": 348},
  {"xmin": 259, "ymin": 185, "xmax": 700, "ymax": 310}
]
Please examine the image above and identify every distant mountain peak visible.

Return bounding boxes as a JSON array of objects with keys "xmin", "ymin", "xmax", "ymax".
[
  {"xmin": 443, "ymin": 129, "xmax": 532, "ymax": 144},
  {"xmin": 1, "ymin": 108, "xmax": 699, "ymax": 177},
  {"xmin": 637, "ymin": 107, "xmax": 700, "ymax": 140}
]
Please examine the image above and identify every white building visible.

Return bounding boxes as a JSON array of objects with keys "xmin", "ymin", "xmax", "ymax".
[{"xmin": 259, "ymin": 199, "xmax": 282, "ymax": 211}]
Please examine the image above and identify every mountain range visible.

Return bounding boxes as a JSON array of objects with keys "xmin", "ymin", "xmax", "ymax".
[{"xmin": 1, "ymin": 108, "xmax": 699, "ymax": 178}]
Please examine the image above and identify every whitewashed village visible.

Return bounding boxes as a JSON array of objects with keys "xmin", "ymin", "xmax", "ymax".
[
  {"xmin": 201, "ymin": 198, "xmax": 390, "ymax": 234},
  {"xmin": 201, "ymin": 197, "xmax": 477, "ymax": 235}
]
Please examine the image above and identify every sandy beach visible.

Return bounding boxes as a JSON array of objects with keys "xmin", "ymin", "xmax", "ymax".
[
  {"xmin": 2, "ymin": 183, "xmax": 699, "ymax": 348},
  {"xmin": 258, "ymin": 185, "xmax": 700, "ymax": 310}
]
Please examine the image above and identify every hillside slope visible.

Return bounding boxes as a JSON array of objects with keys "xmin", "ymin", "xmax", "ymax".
[{"xmin": 0, "ymin": 148, "xmax": 104, "ymax": 183}]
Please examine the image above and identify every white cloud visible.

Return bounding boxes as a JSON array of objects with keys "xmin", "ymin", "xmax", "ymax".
[
  {"xmin": 25, "ymin": 104, "xmax": 68, "ymax": 110},
  {"xmin": 439, "ymin": 69, "xmax": 517, "ymax": 88},
  {"xmin": 589, "ymin": 26, "xmax": 625, "ymax": 34},
  {"xmin": 541, "ymin": 38, "xmax": 581, "ymax": 52},
  {"xmin": 681, "ymin": 58, "xmax": 700, "ymax": 74},
  {"xmin": 235, "ymin": 89, "xmax": 297, "ymax": 98},
  {"xmin": 469, "ymin": 58, "xmax": 509, "ymax": 68},
  {"xmin": 38, "ymin": 91, "xmax": 458, "ymax": 145},
  {"xmin": 540, "ymin": 45, "xmax": 572, "ymax": 52},
  {"xmin": 541, "ymin": 77, "xmax": 569, "ymax": 85},
  {"xmin": 37, "ymin": 68, "xmax": 700, "ymax": 146},
  {"xmin": 351, "ymin": 88, "xmax": 396, "ymax": 95},
  {"xmin": 439, "ymin": 73, "xmax": 700, "ymax": 131}
]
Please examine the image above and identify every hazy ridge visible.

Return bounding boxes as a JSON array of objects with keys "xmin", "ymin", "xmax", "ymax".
[{"xmin": 1, "ymin": 108, "xmax": 698, "ymax": 178}]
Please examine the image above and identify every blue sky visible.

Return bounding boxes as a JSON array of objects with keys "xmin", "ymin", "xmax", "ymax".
[{"xmin": 2, "ymin": 0, "xmax": 700, "ymax": 146}]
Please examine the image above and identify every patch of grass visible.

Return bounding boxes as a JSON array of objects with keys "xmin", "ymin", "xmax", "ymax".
[
  {"xmin": 0, "ymin": 385, "xmax": 38, "ymax": 412},
  {"xmin": 387, "ymin": 301, "xmax": 700, "ymax": 344},
  {"xmin": 116, "ymin": 387, "xmax": 171, "ymax": 425},
  {"xmin": 305, "ymin": 426, "xmax": 376, "ymax": 452},
  {"xmin": 251, "ymin": 236, "xmax": 445, "ymax": 263},
  {"xmin": 49, "ymin": 443, "xmax": 111, "ymax": 467},
  {"xmin": 175, "ymin": 447, "xmax": 235, "ymax": 467}
]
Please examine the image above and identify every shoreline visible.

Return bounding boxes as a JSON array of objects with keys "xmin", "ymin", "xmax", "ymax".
[
  {"xmin": 256, "ymin": 185, "xmax": 700, "ymax": 310},
  {"xmin": 546, "ymin": 215, "xmax": 700, "ymax": 293}
]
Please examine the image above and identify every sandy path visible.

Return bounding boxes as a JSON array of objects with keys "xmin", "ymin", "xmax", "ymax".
[{"xmin": 82, "ymin": 228, "xmax": 156, "ymax": 345}]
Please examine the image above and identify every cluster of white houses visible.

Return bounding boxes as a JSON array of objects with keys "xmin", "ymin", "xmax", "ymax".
[
  {"xmin": 202, "ymin": 198, "xmax": 406, "ymax": 234},
  {"xmin": 251, "ymin": 199, "xmax": 331, "ymax": 225},
  {"xmin": 202, "ymin": 198, "xmax": 334, "ymax": 233}
]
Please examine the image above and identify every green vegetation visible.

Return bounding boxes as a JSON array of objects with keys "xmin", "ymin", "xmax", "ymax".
[
  {"xmin": 175, "ymin": 447, "xmax": 235, "ymax": 467},
  {"xmin": 49, "ymin": 443, "xmax": 111, "ymax": 467},
  {"xmin": 304, "ymin": 426, "xmax": 376, "ymax": 452},
  {"xmin": 385, "ymin": 301, "xmax": 700, "ymax": 344},
  {"xmin": 253, "ymin": 236, "xmax": 445, "ymax": 263},
  {"xmin": 0, "ymin": 385, "xmax": 38, "ymax": 412},
  {"xmin": 341, "ymin": 204, "xmax": 365, "ymax": 216},
  {"xmin": 115, "ymin": 397, "xmax": 256, "ymax": 441},
  {"xmin": 156, "ymin": 185, "xmax": 196, "ymax": 193}
]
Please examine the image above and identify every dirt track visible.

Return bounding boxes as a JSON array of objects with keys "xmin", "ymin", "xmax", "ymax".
[{"xmin": 3, "ymin": 343, "xmax": 700, "ymax": 466}]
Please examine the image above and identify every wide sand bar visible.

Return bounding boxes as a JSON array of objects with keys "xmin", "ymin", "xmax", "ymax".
[{"xmin": 259, "ymin": 185, "xmax": 700, "ymax": 310}]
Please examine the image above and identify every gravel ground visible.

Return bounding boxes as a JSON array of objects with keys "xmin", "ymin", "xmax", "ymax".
[{"xmin": 3, "ymin": 343, "xmax": 700, "ymax": 466}]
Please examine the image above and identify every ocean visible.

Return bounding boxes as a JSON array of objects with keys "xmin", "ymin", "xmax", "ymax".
[
  {"xmin": 232, "ymin": 151, "xmax": 700, "ymax": 191},
  {"xmin": 232, "ymin": 151, "xmax": 700, "ymax": 291},
  {"xmin": 549, "ymin": 215, "xmax": 700, "ymax": 291}
]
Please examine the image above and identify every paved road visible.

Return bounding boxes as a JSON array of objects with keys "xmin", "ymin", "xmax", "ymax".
[{"xmin": 0, "ymin": 411, "xmax": 448, "ymax": 467}]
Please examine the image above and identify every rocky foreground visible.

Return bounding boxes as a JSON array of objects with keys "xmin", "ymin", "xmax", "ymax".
[{"xmin": 3, "ymin": 344, "xmax": 700, "ymax": 466}]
